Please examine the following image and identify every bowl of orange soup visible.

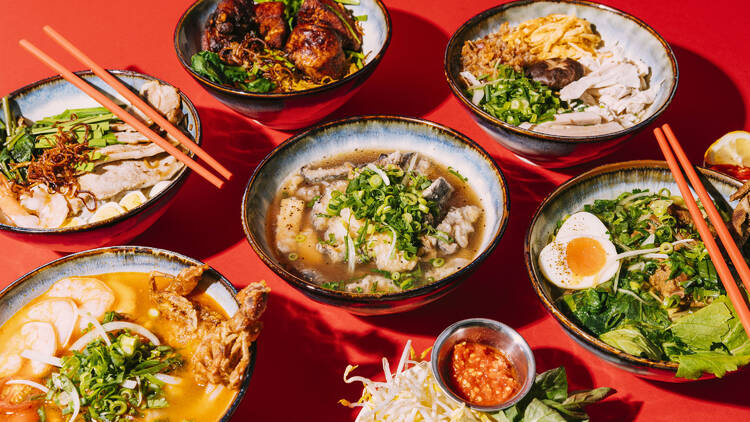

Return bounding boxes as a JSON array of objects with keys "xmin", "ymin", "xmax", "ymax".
[{"xmin": 0, "ymin": 246, "xmax": 269, "ymax": 421}]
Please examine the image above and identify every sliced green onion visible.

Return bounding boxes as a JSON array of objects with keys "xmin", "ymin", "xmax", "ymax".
[
  {"xmin": 295, "ymin": 234, "xmax": 307, "ymax": 243},
  {"xmin": 288, "ymin": 253, "xmax": 299, "ymax": 261},
  {"xmin": 431, "ymin": 258, "xmax": 445, "ymax": 267}
]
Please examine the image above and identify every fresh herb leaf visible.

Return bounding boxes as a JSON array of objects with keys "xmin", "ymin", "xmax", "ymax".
[
  {"xmin": 674, "ymin": 351, "xmax": 750, "ymax": 379},
  {"xmin": 190, "ymin": 51, "xmax": 275, "ymax": 93},
  {"xmin": 600, "ymin": 325, "xmax": 663, "ymax": 360}
]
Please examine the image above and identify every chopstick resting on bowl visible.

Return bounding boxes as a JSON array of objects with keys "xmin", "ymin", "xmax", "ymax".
[
  {"xmin": 42, "ymin": 26, "xmax": 232, "ymax": 181},
  {"xmin": 654, "ymin": 124, "xmax": 750, "ymax": 339},
  {"xmin": 18, "ymin": 39, "xmax": 225, "ymax": 189}
]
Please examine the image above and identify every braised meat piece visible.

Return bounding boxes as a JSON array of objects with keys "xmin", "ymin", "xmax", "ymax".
[
  {"xmin": 202, "ymin": 0, "xmax": 257, "ymax": 52},
  {"xmin": 286, "ymin": 25, "xmax": 347, "ymax": 81},
  {"xmin": 256, "ymin": 1, "xmax": 289, "ymax": 49},
  {"xmin": 296, "ymin": 0, "xmax": 362, "ymax": 51},
  {"xmin": 525, "ymin": 58, "xmax": 584, "ymax": 89},
  {"xmin": 650, "ymin": 263, "xmax": 687, "ymax": 299},
  {"xmin": 192, "ymin": 282, "xmax": 270, "ymax": 389}
]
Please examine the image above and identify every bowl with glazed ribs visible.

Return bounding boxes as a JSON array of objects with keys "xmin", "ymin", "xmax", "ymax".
[{"xmin": 175, "ymin": 0, "xmax": 391, "ymax": 130}]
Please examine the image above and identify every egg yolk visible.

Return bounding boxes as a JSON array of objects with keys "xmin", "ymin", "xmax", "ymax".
[{"xmin": 566, "ymin": 237, "xmax": 607, "ymax": 276}]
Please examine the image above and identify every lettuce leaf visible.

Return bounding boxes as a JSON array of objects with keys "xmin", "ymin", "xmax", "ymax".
[
  {"xmin": 670, "ymin": 299, "xmax": 733, "ymax": 349},
  {"xmin": 674, "ymin": 351, "xmax": 750, "ymax": 379},
  {"xmin": 600, "ymin": 325, "xmax": 662, "ymax": 360}
]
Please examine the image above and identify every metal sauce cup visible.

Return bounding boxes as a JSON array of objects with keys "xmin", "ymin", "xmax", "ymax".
[{"xmin": 430, "ymin": 318, "xmax": 536, "ymax": 412}]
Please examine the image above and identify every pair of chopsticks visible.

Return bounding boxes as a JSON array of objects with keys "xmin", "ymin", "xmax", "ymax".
[
  {"xmin": 655, "ymin": 124, "xmax": 750, "ymax": 339},
  {"xmin": 18, "ymin": 26, "xmax": 231, "ymax": 188}
]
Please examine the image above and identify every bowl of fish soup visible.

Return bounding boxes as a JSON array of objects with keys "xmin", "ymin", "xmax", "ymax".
[
  {"xmin": 0, "ymin": 246, "xmax": 265, "ymax": 421},
  {"xmin": 0, "ymin": 70, "xmax": 200, "ymax": 251},
  {"xmin": 174, "ymin": 0, "xmax": 391, "ymax": 130},
  {"xmin": 242, "ymin": 116, "xmax": 509, "ymax": 315},
  {"xmin": 444, "ymin": 0, "xmax": 678, "ymax": 167}
]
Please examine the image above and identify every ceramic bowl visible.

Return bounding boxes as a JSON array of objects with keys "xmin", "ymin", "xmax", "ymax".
[
  {"xmin": 431, "ymin": 318, "xmax": 536, "ymax": 411},
  {"xmin": 0, "ymin": 70, "xmax": 200, "ymax": 252},
  {"xmin": 444, "ymin": 0, "xmax": 678, "ymax": 168},
  {"xmin": 174, "ymin": 0, "xmax": 391, "ymax": 130},
  {"xmin": 525, "ymin": 160, "xmax": 742, "ymax": 381},
  {"xmin": 242, "ymin": 116, "xmax": 509, "ymax": 315},
  {"xmin": 0, "ymin": 246, "xmax": 255, "ymax": 421}
]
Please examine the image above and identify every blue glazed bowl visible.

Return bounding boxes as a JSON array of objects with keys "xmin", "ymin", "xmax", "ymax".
[
  {"xmin": 525, "ymin": 160, "xmax": 742, "ymax": 381},
  {"xmin": 0, "ymin": 70, "xmax": 200, "ymax": 252},
  {"xmin": 174, "ymin": 0, "xmax": 391, "ymax": 130},
  {"xmin": 242, "ymin": 116, "xmax": 510, "ymax": 315},
  {"xmin": 444, "ymin": 0, "xmax": 678, "ymax": 168},
  {"xmin": 0, "ymin": 246, "xmax": 255, "ymax": 421}
]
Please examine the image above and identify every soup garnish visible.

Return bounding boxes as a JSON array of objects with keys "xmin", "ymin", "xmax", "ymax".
[
  {"xmin": 538, "ymin": 189, "xmax": 750, "ymax": 379},
  {"xmin": 268, "ymin": 150, "xmax": 485, "ymax": 294},
  {"xmin": 0, "ymin": 265, "xmax": 269, "ymax": 420}
]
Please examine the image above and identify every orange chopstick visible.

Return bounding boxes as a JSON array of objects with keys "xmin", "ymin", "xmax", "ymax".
[
  {"xmin": 654, "ymin": 127, "xmax": 750, "ymax": 339},
  {"xmin": 42, "ymin": 26, "xmax": 232, "ymax": 181},
  {"xmin": 663, "ymin": 123, "xmax": 750, "ymax": 294},
  {"xmin": 19, "ymin": 39, "xmax": 224, "ymax": 189}
]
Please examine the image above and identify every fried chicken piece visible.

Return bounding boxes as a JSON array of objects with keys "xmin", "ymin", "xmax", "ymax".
[
  {"xmin": 149, "ymin": 265, "xmax": 209, "ymax": 346},
  {"xmin": 256, "ymin": 1, "xmax": 289, "ymax": 49},
  {"xmin": 202, "ymin": 0, "xmax": 257, "ymax": 52},
  {"xmin": 192, "ymin": 282, "xmax": 270, "ymax": 389}
]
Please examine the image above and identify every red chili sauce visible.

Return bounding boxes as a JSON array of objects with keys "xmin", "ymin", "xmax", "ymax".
[
  {"xmin": 709, "ymin": 164, "xmax": 750, "ymax": 181},
  {"xmin": 447, "ymin": 340, "xmax": 519, "ymax": 406}
]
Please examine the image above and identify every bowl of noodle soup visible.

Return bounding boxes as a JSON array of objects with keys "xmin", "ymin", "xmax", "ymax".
[
  {"xmin": 444, "ymin": 0, "xmax": 678, "ymax": 167},
  {"xmin": 174, "ymin": 0, "xmax": 392, "ymax": 130}
]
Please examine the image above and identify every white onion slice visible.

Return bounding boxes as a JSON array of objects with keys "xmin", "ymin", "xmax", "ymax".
[
  {"xmin": 69, "ymin": 321, "xmax": 160, "ymax": 351},
  {"xmin": 346, "ymin": 235, "xmax": 356, "ymax": 274},
  {"xmin": 386, "ymin": 225, "xmax": 397, "ymax": 259},
  {"xmin": 643, "ymin": 253, "xmax": 669, "ymax": 260},
  {"xmin": 366, "ymin": 163, "xmax": 390, "ymax": 186},
  {"xmin": 21, "ymin": 350, "xmax": 63, "ymax": 367},
  {"xmin": 67, "ymin": 384, "xmax": 81, "ymax": 422},
  {"xmin": 81, "ymin": 313, "xmax": 111, "ymax": 347},
  {"xmin": 406, "ymin": 153, "xmax": 418, "ymax": 174},
  {"xmin": 121, "ymin": 379, "xmax": 137, "ymax": 389},
  {"xmin": 208, "ymin": 384, "xmax": 224, "ymax": 401},
  {"xmin": 154, "ymin": 373, "xmax": 181, "ymax": 385},
  {"xmin": 5, "ymin": 379, "xmax": 49, "ymax": 393}
]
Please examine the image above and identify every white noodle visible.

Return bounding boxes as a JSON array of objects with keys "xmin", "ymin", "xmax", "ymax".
[{"xmin": 5, "ymin": 379, "xmax": 49, "ymax": 393}]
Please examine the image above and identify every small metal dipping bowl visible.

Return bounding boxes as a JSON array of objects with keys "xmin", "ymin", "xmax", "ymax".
[{"xmin": 430, "ymin": 318, "xmax": 536, "ymax": 412}]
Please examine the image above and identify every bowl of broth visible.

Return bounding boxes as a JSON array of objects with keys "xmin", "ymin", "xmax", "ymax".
[
  {"xmin": 241, "ymin": 116, "xmax": 509, "ymax": 315},
  {"xmin": 0, "ymin": 246, "xmax": 269, "ymax": 420}
]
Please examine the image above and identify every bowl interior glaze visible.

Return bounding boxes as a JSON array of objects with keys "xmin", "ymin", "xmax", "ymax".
[
  {"xmin": 526, "ymin": 161, "xmax": 742, "ymax": 379},
  {"xmin": 243, "ymin": 116, "xmax": 509, "ymax": 303},
  {"xmin": 446, "ymin": 0, "xmax": 677, "ymax": 142},
  {"xmin": 0, "ymin": 70, "xmax": 200, "ymax": 234},
  {"xmin": 0, "ymin": 246, "xmax": 252, "ymax": 420},
  {"xmin": 175, "ymin": 0, "xmax": 389, "ymax": 97}
]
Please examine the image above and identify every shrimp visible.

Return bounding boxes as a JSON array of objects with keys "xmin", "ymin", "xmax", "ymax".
[
  {"xmin": 0, "ymin": 175, "xmax": 40, "ymax": 228},
  {"xmin": 26, "ymin": 299, "xmax": 78, "ymax": 347},
  {"xmin": 0, "ymin": 322, "xmax": 57, "ymax": 378},
  {"xmin": 47, "ymin": 277, "xmax": 115, "ymax": 329}
]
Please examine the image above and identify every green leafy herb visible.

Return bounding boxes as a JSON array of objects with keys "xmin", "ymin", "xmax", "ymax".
[
  {"xmin": 49, "ymin": 327, "xmax": 183, "ymax": 421},
  {"xmin": 190, "ymin": 51, "xmax": 275, "ymax": 93},
  {"xmin": 494, "ymin": 367, "xmax": 614, "ymax": 422},
  {"xmin": 600, "ymin": 325, "xmax": 663, "ymax": 360},
  {"xmin": 670, "ymin": 298, "xmax": 733, "ymax": 349},
  {"xmin": 447, "ymin": 166, "xmax": 467, "ymax": 182},
  {"xmin": 466, "ymin": 64, "xmax": 568, "ymax": 126}
]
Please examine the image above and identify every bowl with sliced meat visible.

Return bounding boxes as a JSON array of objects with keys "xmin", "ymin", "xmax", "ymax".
[
  {"xmin": 174, "ymin": 0, "xmax": 391, "ymax": 130},
  {"xmin": 444, "ymin": 0, "xmax": 678, "ymax": 167},
  {"xmin": 242, "ymin": 116, "xmax": 509, "ymax": 314},
  {"xmin": 0, "ymin": 70, "xmax": 200, "ymax": 251},
  {"xmin": 0, "ymin": 245, "xmax": 269, "ymax": 421},
  {"xmin": 525, "ymin": 160, "xmax": 750, "ymax": 381}
]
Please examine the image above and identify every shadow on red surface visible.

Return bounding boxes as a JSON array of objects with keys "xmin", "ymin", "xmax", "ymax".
[{"xmin": 133, "ymin": 106, "xmax": 276, "ymax": 258}]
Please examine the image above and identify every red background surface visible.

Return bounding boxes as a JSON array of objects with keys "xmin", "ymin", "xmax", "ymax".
[{"xmin": 1, "ymin": 0, "xmax": 749, "ymax": 420}]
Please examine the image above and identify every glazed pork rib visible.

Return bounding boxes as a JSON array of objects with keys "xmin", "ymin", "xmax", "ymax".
[
  {"xmin": 285, "ymin": 0, "xmax": 362, "ymax": 81},
  {"xmin": 202, "ymin": 0, "xmax": 257, "ymax": 52}
]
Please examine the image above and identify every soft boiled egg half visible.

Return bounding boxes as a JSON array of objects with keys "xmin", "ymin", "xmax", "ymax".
[{"xmin": 539, "ymin": 212, "xmax": 619, "ymax": 289}]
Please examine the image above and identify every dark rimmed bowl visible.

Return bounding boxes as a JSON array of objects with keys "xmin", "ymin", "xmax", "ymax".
[
  {"xmin": 0, "ymin": 70, "xmax": 201, "ymax": 252},
  {"xmin": 0, "ymin": 246, "xmax": 255, "ymax": 421},
  {"xmin": 525, "ymin": 160, "xmax": 742, "ymax": 381},
  {"xmin": 174, "ymin": 0, "xmax": 391, "ymax": 130},
  {"xmin": 444, "ymin": 0, "xmax": 679, "ymax": 168},
  {"xmin": 241, "ymin": 116, "xmax": 510, "ymax": 315}
]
